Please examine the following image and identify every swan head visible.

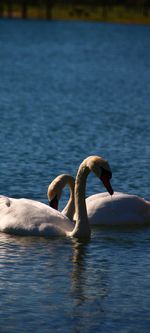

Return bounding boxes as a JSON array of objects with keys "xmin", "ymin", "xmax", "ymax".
[
  {"xmin": 47, "ymin": 175, "xmax": 63, "ymax": 209},
  {"xmin": 47, "ymin": 174, "xmax": 75, "ymax": 210},
  {"xmin": 84, "ymin": 156, "xmax": 114, "ymax": 195}
]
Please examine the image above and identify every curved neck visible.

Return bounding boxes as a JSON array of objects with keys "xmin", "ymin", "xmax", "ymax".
[
  {"xmin": 71, "ymin": 163, "xmax": 91, "ymax": 238},
  {"xmin": 62, "ymin": 176, "xmax": 75, "ymax": 221}
]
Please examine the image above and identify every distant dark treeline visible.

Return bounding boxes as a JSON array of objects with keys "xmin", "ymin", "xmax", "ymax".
[
  {"xmin": 0, "ymin": 0, "xmax": 149, "ymax": 20},
  {"xmin": 0, "ymin": 1, "xmax": 53, "ymax": 19},
  {"xmin": 58, "ymin": 0, "xmax": 150, "ymax": 5},
  {"xmin": 1, "ymin": 0, "xmax": 150, "ymax": 5},
  {"xmin": 0, "ymin": 0, "xmax": 149, "ymax": 4}
]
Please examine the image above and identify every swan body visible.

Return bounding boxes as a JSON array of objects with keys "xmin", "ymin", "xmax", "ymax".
[
  {"xmin": 86, "ymin": 192, "xmax": 150, "ymax": 225},
  {"xmin": 0, "ymin": 155, "xmax": 113, "ymax": 238},
  {"xmin": 0, "ymin": 196, "xmax": 73, "ymax": 236},
  {"xmin": 49, "ymin": 175, "xmax": 150, "ymax": 226}
]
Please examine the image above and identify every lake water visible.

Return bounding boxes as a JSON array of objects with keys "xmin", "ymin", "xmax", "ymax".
[{"xmin": 0, "ymin": 18, "xmax": 150, "ymax": 333}]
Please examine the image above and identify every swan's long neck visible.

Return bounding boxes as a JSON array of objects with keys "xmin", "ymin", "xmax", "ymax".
[
  {"xmin": 70, "ymin": 163, "xmax": 91, "ymax": 238},
  {"xmin": 62, "ymin": 176, "xmax": 75, "ymax": 221}
]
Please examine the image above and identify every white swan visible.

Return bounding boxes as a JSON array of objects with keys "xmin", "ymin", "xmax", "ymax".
[
  {"xmin": 0, "ymin": 155, "xmax": 113, "ymax": 237},
  {"xmin": 48, "ymin": 176, "xmax": 150, "ymax": 226}
]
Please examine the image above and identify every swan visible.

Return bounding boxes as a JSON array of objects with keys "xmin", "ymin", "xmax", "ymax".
[
  {"xmin": 48, "ymin": 176, "xmax": 150, "ymax": 226},
  {"xmin": 0, "ymin": 155, "xmax": 113, "ymax": 237}
]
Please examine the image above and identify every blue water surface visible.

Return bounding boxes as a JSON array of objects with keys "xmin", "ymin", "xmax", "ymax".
[{"xmin": 0, "ymin": 18, "xmax": 150, "ymax": 333}]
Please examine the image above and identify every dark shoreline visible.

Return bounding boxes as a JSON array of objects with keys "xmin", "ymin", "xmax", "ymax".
[{"xmin": 0, "ymin": 4, "xmax": 150, "ymax": 25}]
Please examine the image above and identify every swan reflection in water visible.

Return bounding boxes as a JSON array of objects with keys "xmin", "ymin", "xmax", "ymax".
[
  {"xmin": 70, "ymin": 238, "xmax": 110, "ymax": 327},
  {"xmin": 0, "ymin": 233, "xmax": 110, "ymax": 331}
]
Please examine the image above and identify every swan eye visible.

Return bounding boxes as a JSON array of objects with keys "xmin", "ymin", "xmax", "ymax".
[{"xmin": 49, "ymin": 195, "xmax": 58, "ymax": 210}]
